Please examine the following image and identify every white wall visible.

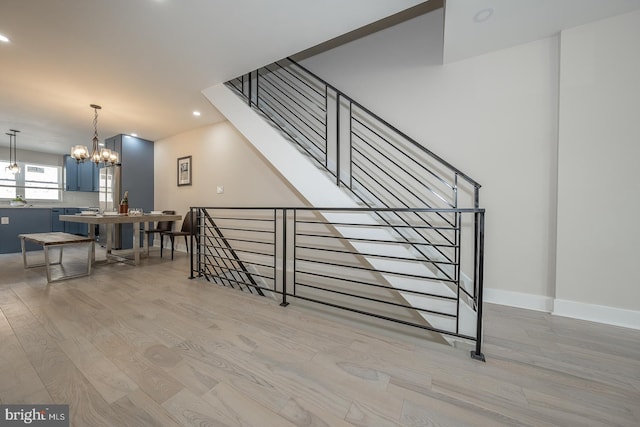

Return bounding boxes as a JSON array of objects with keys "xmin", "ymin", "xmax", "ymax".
[
  {"xmin": 555, "ymin": 10, "xmax": 640, "ymax": 323},
  {"xmin": 300, "ymin": 10, "xmax": 560, "ymax": 311},
  {"xmin": 154, "ymin": 122, "xmax": 306, "ymax": 249}
]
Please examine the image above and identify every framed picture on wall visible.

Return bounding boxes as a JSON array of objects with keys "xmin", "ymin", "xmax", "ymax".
[{"xmin": 177, "ymin": 155, "xmax": 192, "ymax": 186}]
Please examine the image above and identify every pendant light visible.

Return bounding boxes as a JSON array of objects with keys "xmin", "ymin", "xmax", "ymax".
[
  {"xmin": 5, "ymin": 129, "xmax": 20, "ymax": 175},
  {"xmin": 72, "ymin": 104, "xmax": 118, "ymax": 165}
]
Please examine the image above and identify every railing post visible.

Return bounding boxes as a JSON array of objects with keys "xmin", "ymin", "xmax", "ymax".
[
  {"xmin": 336, "ymin": 93, "xmax": 341, "ymax": 187},
  {"xmin": 280, "ymin": 208, "xmax": 289, "ymax": 307},
  {"xmin": 247, "ymin": 72, "xmax": 252, "ymax": 107},
  {"xmin": 470, "ymin": 210, "xmax": 486, "ymax": 361},
  {"xmin": 189, "ymin": 207, "xmax": 195, "ymax": 279}
]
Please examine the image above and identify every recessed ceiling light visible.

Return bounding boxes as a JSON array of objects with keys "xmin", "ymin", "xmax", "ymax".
[
  {"xmin": 192, "ymin": 111, "xmax": 201, "ymax": 117},
  {"xmin": 0, "ymin": 34, "xmax": 10, "ymax": 43},
  {"xmin": 474, "ymin": 8, "xmax": 493, "ymax": 23}
]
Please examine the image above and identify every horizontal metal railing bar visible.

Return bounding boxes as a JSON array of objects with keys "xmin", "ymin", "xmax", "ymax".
[
  {"xmin": 272, "ymin": 60, "xmax": 327, "ymax": 99},
  {"xmin": 203, "ymin": 272, "xmax": 273, "ymax": 292},
  {"xmin": 254, "ymin": 102, "xmax": 330, "ymax": 171},
  {"xmin": 350, "ymin": 164, "xmax": 458, "ymax": 245},
  {"xmin": 257, "ymin": 88, "xmax": 326, "ymax": 141},
  {"xmin": 296, "ymin": 269, "xmax": 458, "ymax": 301},
  {"xmin": 351, "ymin": 135, "xmax": 455, "ymax": 209},
  {"xmin": 288, "ymin": 293, "xmax": 476, "ymax": 341},
  {"xmin": 261, "ymin": 64, "xmax": 327, "ymax": 112},
  {"xmin": 295, "ymin": 281, "xmax": 456, "ymax": 319},
  {"xmin": 351, "ymin": 117, "xmax": 456, "ymax": 197},
  {"xmin": 205, "ymin": 215, "xmax": 274, "ymax": 222},
  {"xmin": 258, "ymin": 74, "xmax": 326, "ymax": 129},
  {"xmin": 286, "ymin": 58, "xmax": 481, "ymax": 190},
  {"xmin": 295, "ymin": 219, "xmax": 458, "ymax": 231},
  {"xmin": 205, "ymin": 261, "xmax": 274, "ymax": 281},
  {"xmin": 349, "ymin": 177, "xmax": 459, "ymax": 255},
  {"xmin": 349, "ymin": 160, "xmax": 457, "ymax": 235},
  {"xmin": 198, "ymin": 206, "xmax": 485, "ymax": 213},
  {"xmin": 201, "ymin": 245, "xmax": 275, "ymax": 260},
  {"xmin": 258, "ymin": 72, "xmax": 325, "ymax": 121},
  {"xmin": 295, "ymin": 232, "xmax": 459, "ymax": 249},
  {"xmin": 295, "ymin": 244, "xmax": 458, "ymax": 266},
  {"xmin": 255, "ymin": 100, "xmax": 326, "ymax": 157},
  {"xmin": 296, "ymin": 256, "xmax": 457, "ymax": 283},
  {"xmin": 350, "ymin": 147, "xmax": 452, "ymax": 211},
  {"xmin": 201, "ymin": 225, "xmax": 275, "ymax": 235},
  {"xmin": 210, "ymin": 236, "xmax": 274, "ymax": 246}
]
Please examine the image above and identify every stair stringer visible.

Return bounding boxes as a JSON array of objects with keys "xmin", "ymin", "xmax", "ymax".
[{"xmin": 203, "ymin": 83, "xmax": 476, "ymax": 342}]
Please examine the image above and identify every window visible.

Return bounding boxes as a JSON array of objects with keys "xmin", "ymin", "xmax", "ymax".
[
  {"xmin": 0, "ymin": 160, "xmax": 62, "ymax": 201},
  {"xmin": 25, "ymin": 164, "xmax": 61, "ymax": 200},
  {"xmin": 0, "ymin": 161, "xmax": 17, "ymax": 199}
]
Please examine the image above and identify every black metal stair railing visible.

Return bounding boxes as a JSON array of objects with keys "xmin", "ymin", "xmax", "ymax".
[
  {"xmin": 195, "ymin": 209, "xmax": 266, "ymax": 296},
  {"xmin": 226, "ymin": 57, "xmax": 481, "ymax": 300},
  {"xmin": 220, "ymin": 58, "xmax": 486, "ymax": 359},
  {"xmin": 190, "ymin": 206, "xmax": 486, "ymax": 361}
]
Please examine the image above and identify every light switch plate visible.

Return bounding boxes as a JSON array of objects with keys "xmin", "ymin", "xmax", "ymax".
[
  {"xmin": 216, "ymin": 186, "xmax": 224, "ymax": 194},
  {"xmin": 1, "ymin": 217, "xmax": 9, "ymax": 225}
]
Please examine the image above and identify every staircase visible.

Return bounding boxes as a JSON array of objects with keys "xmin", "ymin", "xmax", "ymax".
[{"xmin": 200, "ymin": 58, "xmax": 486, "ymax": 360}]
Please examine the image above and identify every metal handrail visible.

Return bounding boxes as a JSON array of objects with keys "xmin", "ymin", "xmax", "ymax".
[
  {"xmin": 286, "ymin": 58, "xmax": 481, "ymax": 191},
  {"xmin": 191, "ymin": 206, "xmax": 486, "ymax": 360}
]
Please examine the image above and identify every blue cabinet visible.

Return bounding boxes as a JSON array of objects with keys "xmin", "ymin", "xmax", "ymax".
[
  {"xmin": 63, "ymin": 208, "xmax": 88, "ymax": 236},
  {"xmin": 51, "ymin": 208, "xmax": 88, "ymax": 236},
  {"xmin": 51, "ymin": 208, "xmax": 65, "ymax": 232},
  {"xmin": 64, "ymin": 155, "xmax": 99, "ymax": 192},
  {"xmin": 0, "ymin": 208, "xmax": 51, "ymax": 253}
]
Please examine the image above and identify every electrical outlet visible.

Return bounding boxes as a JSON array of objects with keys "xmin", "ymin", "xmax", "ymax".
[
  {"xmin": 216, "ymin": 186, "xmax": 224, "ymax": 194},
  {"xmin": 1, "ymin": 217, "xmax": 9, "ymax": 225}
]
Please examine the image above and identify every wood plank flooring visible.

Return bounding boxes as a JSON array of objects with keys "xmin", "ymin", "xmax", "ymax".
[{"xmin": 1, "ymin": 247, "xmax": 639, "ymax": 426}]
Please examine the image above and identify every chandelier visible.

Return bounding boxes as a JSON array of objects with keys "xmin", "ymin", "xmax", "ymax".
[
  {"xmin": 71, "ymin": 104, "xmax": 119, "ymax": 165},
  {"xmin": 5, "ymin": 129, "xmax": 20, "ymax": 175}
]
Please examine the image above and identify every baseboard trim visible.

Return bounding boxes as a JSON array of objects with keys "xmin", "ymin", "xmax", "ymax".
[
  {"xmin": 553, "ymin": 299, "xmax": 640, "ymax": 330},
  {"xmin": 484, "ymin": 288, "xmax": 640, "ymax": 330},
  {"xmin": 483, "ymin": 288, "xmax": 554, "ymax": 312}
]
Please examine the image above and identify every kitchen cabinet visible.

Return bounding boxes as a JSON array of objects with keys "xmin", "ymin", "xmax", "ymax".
[
  {"xmin": 64, "ymin": 155, "xmax": 99, "ymax": 192},
  {"xmin": 0, "ymin": 208, "xmax": 51, "ymax": 253},
  {"xmin": 64, "ymin": 208, "xmax": 89, "ymax": 236},
  {"xmin": 51, "ymin": 208, "xmax": 65, "ymax": 232},
  {"xmin": 51, "ymin": 208, "xmax": 89, "ymax": 236}
]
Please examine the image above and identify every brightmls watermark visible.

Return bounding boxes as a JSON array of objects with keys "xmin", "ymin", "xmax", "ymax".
[{"xmin": 0, "ymin": 405, "xmax": 68, "ymax": 426}]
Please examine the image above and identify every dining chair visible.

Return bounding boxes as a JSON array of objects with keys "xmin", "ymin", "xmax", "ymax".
[
  {"xmin": 144, "ymin": 210, "xmax": 175, "ymax": 255},
  {"xmin": 161, "ymin": 211, "xmax": 196, "ymax": 260}
]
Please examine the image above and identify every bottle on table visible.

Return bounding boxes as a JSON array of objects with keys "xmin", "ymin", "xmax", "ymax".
[{"xmin": 119, "ymin": 190, "xmax": 129, "ymax": 214}]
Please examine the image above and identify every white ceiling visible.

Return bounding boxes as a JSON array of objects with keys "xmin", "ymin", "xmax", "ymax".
[
  {"xmin": 0, "ymin": 0, "xmax": 424, "ymax": 154},
  {"xmin": 443, "ymin": 0, "xmax": 640, "ymax": 63},
  {"xmin": 1, "ymin": 0, "xmax": 639, "ymax": 156}
]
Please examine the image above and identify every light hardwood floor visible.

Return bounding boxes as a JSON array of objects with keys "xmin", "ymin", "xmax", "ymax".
[{"xmin": 1, "ymin": 247, "xmax": 639, "ymax": 426}]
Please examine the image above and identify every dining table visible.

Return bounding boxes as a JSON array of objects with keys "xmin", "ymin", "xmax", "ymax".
[{"xmin": 60, "ymin": 212, "xmax": 182, "ymax": 265}]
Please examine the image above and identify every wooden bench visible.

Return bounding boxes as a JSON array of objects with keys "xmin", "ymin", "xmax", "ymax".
[{"xmin": 18, "ymin": 232, "xmax": 94, "ymax": 283}]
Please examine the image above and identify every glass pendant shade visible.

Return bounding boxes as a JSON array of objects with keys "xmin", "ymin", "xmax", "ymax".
[
  {"xmin": 108, "ymin": 150, "xmax": 119, "ymax": 164},
  {"xmin": 100, "ymin": 147, "xmax": 112, "ymax": 162},
  {"xmin": 71, "ymin": 144, "xmax": 89, "ymax": 162},
  {"xmin": 90, "ymin": 143, "xmax": 102, "ymax": 164},
  {"xmin": 6, "ymin": 162, "xmax": 20, "ymax": 174}
]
